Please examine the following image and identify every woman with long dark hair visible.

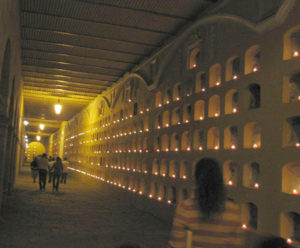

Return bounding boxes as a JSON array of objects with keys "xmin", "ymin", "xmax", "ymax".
[
  {"xmin": 50, "ymin": 156, "xmax": 64, "ymax": 192},
  {"xmin": 168, "ymin": 158, "xmax": 244, "ymax": 248}
]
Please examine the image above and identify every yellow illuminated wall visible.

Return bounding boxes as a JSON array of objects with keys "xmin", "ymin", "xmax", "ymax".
[{"xmin": 25, "ymin": 142, "xmax": 46, "ymax": 161}]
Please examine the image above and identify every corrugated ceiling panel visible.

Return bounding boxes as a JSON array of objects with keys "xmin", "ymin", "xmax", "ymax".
[
  {"xmin": 21, "ymin": 12, "xmax": 168, "ymax": 45},
  {"xmin": 22, "ymin": 50, "xmax": 132, "ymax": 71},
  {"xmin": 21, "ymin": 40, "xmax": 141, "ymax": 63},
  {"xmin": 21, "ymin": 28, "xmax": 153, "ymax": 55},
  {"xmin": 21, "ymin": 0, "xmax": 184, "ymax": 34}
]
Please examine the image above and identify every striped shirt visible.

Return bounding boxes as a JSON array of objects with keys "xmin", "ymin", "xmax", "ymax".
[{"xmin": 168, "ymin": 199, "xmax": 244, "ymax": 248}]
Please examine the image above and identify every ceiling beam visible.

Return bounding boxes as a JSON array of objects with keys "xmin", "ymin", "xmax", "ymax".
[
  {"xmin": 25, "ymin": 117, "xmax": 62, "ymax": 125},
  {"xmin": 21, "ymin": 10, "xmax": 175, "ymax": 36},
  {"xmin": 25, "ymin": 122, "xmax": 61, "ymax": 129},
  {"xmin": 26, "ymin": 131, "xmax": 52, "ymax": 136},
  {"xmin": 22, "ymin": 73, "xmax": 111, "ymax": 87},
  {"xmin": 23, "ymin": 86, "xmax": 98, "ymax": 97},
  {"xmin": 22, "ymin": 65, "xmax": 119, "ymax": 82},
  {"xmin": 23, "ymin": 78, "xmax": 106, "ymax": 91},
  {"xmin": 22, "ymin": 55, "xmax": 125, "ymax": 72},
  {"xmin": 21, "ymin": 38, "xmax": 148, "ymax": 57},
  {"xmin": 22, "ymin": 48, "xmax": 135, "ymax": 66}
]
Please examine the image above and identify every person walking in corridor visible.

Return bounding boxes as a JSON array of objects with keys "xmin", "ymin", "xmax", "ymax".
[
  {"xmin": 37, "ymin": 153, "xmax": 49, "ymax": 192},
  {"xmin": 168, "ymin": 158, "xmax": 244, "ymax": 248},
  {"xmin": 50, "ymin": 157, "xmax": 64, "ymax": 192},
  {"xmin": 30, "ymin": 157, "xmax": 39, "ymax": 183}
]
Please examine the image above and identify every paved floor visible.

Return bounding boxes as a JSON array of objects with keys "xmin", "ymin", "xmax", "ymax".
[{"xmin": 0, "ymin": 166, "xmax": 172, "ymax": 248}]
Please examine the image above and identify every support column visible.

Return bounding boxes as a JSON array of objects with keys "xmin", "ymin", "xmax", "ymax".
[
  {"xmin": 59, "ymin": 121, "xmax": 66, "ymax": 159},
  {"xmin": 0, "ymin": 116, "xmax": 8, "ymax": 209}
]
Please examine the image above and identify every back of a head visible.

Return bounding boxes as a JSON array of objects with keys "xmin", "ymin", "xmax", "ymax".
[
  {"xmin": 194, "ymin": 158, "xmax": 226, "ymax": 219},
  {"xmin": 42, "ymin": 153, "xmax": 47, "ymax": 158},
  {"xmin": 257, "ymin": 237, "xmax": 291, "ymax": 248}
]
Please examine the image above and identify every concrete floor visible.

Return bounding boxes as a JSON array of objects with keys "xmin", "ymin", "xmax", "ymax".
[{"xmin": 0, "ymin": 166, "xmax": 172, "ymax": 248}]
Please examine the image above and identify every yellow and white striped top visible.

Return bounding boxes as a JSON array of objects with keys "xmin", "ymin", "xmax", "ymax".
[{"xmin": 168, "ymin": 199, "xmax": 244, "ymax": 248}]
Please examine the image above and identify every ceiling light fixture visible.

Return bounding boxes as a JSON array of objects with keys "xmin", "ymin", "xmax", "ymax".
[
  {"xmin": 36, "ymin": 136, "xmax": 41, "ymax": 141},
  {"xmin": 39, "ymin": 123, "xmax": 45, "ymax": 130},
  {"xmin": 24, "ymin": 120, "xmax": 29, "ymax": 126},
  {"xmin": 54, "ymin": 100, "xmax": 62, "ymax": 114}
]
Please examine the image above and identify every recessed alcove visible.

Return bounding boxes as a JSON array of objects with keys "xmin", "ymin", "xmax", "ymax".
[
  {"xmin": 223, "ymin": 160, "xmax": 238, "ymax": 186},
  {"xmin": 224, "ymin": 126, "xmax": 238, "ymax": 150},
  {"xmin": 183, "ymin": 104, "xmax": 192, "ymax": 123},
  {"xmin": 283, "ymin": 26, "xmax": 300, "ymax": 60},
  {"xmin": 225, "ymin": 89, "xmax": 239, "ymax": 114},
  {"xmin": 282, "ymin": 162, "xmax": 300, "ymax": 195},
  {"xmin": 283, "ymin": 116, "xmax": 300, "ymax": 147},
  {"xmin": 162, "ymin": 111, "xmax": 170, "ymax": 127},
  {"xmin": 131, "ymin": 157, "xmax": 136, "ymax": 170},
  {"xmin": 245, "ymin": 45, "xmax": 261, "ymax": 74},
  {"xmin": 155, "ymin": 114, "xmax": 162, "ymax": 129},
  {"xmin": 149, "ymin": 182, "xmax": 157, "ymax": 198},
  {"xmin": 209, "ymin": 64, "xmax": 221, "ymax": 87},
  {"xmin": 171, "ymin": 107, "xmax": 181, "ymax": 125},
  {"xmin": 142, "ymin": 159, "xmax": 148, "ymax": 173},
  {"xmin": 155, "ymin": 91, "xmax": 163, "ymax": 107},
  {"xmin": 160, "ymin": 160, "xmax": 168, "ymax": 177},
  {"xmin": 244, "ymin": 122, "xmax": 261, "ymax": 149},
  {"xmin": 171, "ymin": 133, "xmax": 180, "ymax": 151},
  {"xmin": 195, "ymin": 71, "xmax": 207, "ymax": 93},
  {"xmin": 243, "ymin": 162, "xmax": 260, "ymax": 189},
  {"xmin": 207, "ymin": 127, "xmax": 220, "ymax": 150},
  {"xmin": 136, "ymin": 159, "xmax": 141, "ymax": 172},
  {"xmin": 143, "ymin": 137, "xmax": 148, "ymax": 151},
  {"xmin": 173, "ymin": 83, "xmax": 182, "ymax": 101},
  {"xmin": 168, "ymin": 186, "xmax": 177, "ymax": 204},
  {"xmin": 144, "ymin": 116, "xmax": 149, "ymax": 131},
  {"xmin": 247, "ymin": 84, "xmax": 261, "ymax": 109},
  {"xmin": 169, "ymin": 160, "xmax": 179, "ymax": 178},
  {"xmin": 182, "ymin": 188, "xmax": 189, "ymax": 200},
  {"xmin": 152, "ymin": 159, "xmax": 160, "ymax": 175},
  {"xmin": 194, "ymin": 100, "xmax": 205, "ymax": 121},
  {"xmin": 181, "ymin": 131, "xmax": 191, "ymax": 151},
  {"xmin": 226, "ymin": 56, "xmax": 241, "ymax": 81},
  {"xmin": 208, "ymin": 95, "xmax": 220, "ymax": 117},
  {"xmin": 154, "ymin": 136, "xmax": 161, "ymax": 151},
  {"xmin": 164, "ymin": 89, "xmax": 172, "ymax": 104},
  {"xmin": 161, "ymin": 134, "xmax": 169, "ymax": 151},
  {"xmin": 193, "ymin": 129, "xmax": 205, "ymax": 150},
  {"xmin": 180, "ymin": 161, "xmax": 189, "ymax": 179},
  {"xmin": 241, "ymin": 202, "xmax": 258, "ymax": 230},
  {"xmin": 283, "ymin": 74, "xmax": 300, "ymax": 103},
  {"xmin": 188, "ymin": 47, "xmax": 201, "ymax": 69},
  {"xmin": 158, "ymin": 185, "xmax": 168, "ymax": 201},
  {"xmin": 280, "ymin": 212, "xmax": 300, "ymax": 244}
]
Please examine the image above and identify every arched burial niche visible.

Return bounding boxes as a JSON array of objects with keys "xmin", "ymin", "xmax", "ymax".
[
  {"xmin": 162, "ymin": 111, "xmax": 170, "ymax": 127},
  {"xmin": 183, "ymin": 104, "xmax": 192, "ymax": 123},
  {"xmin": 283, "ymin": 26, "xmax": 300, "ymax": 60},
  {"xmin": 283, "ymin": 73, "xmax": 300, "ymax": 103},
  {"xmin": 155, "ymin": 114, "xmax": 162, "ymax": 129},
  {"xmin": 152, "ymin": 159, "xmax": 160, "ymax": 175},
  {"xmin": 226, "ymin": 56, "xmax": 240, "ymax": 81},
  {"xmin": 173, "ymin": 83, "xmax": 182, "ymax": 101},
  {"xmin": 188, "ymin": 46, "xmax": 201, "ymax": 69},
  {"xmin": 194, "ymin": 100, "xmax": 205, "ymax": 121},
  {"xmin": 164, "ymin": 88, "xmax": 172, "ymax": 104},
  {"xmin": 282, "ymin": 162, "xmax": 300, "ymax": 195},
  {"xmin": 280, "ymin": 212, "xmax": 300, "ymax": 244},
  {"xmin": 160, "ymin": 160, "xmax": 168, "ymax": 177},
  {"xmin": 247, "ymin": 84, "xmax": 260, "ymax": 109},
  {"xmin": 158, "ymin": 184, "xmax": 168, "ymax": 201},
  {"xmin": 195, "ymin": 71, "xmax": 207, "ymax": 93},
  {"xmin": 245, "ymin": 45, "xmax": 261, "ymax": 74},
  {"xmin": 223, "ymin": 160, "xmax": 238, "ymax": 186},
  {"xmin": 207, "ymin": 127, "xmax": 220, "ymax": 150},
  {"xmin": 180, "ymin": 161, "xmax": 190, "ymax": 179},
  {"xmin": 154, "ymin": 135, "xmax": 161, "ymax": 152},
  {"xmin": 181, "ymin": 131, "xmax": 191, "ymax": 151},
  {"xmin": 171, "ymin": 107, "xmax": 181, "ymax": 125},
  {"xmin": 244, "ymin": 122, "xmax": 261, "ymax": 149},
  {"xmin": 241, "ymin": 202, "xmax": 258, "ymax": 230},
  {"xmin": 193, "ymin": 129, "xmax": 205, "ymax": 151},
  {"xmin": 155, "ymin": 91, "xmax": 162, "ymax": 107},
  {"xmin": 169, "ymin": 160, "xmax": 179, "ymax": 178},
  {"xmin": 224, "ymin": 126, "xmax": 238, "ymax": 150},
  {"xmin": 225, "ymin": 89, "xmax": 239, "ymax": 114},
  {"xmin": 168, "ymin": 186, "xmax": 177, "ymax": 204},
  {"xmin": 0, "ymin": 39, "xmax": 11, "ymax": 113},
  {"xmin": 208, "ymin": 95, "xmax": 220, "ymax": 117},
  {"xmin": 282, "ymin": 116, "xmax": 300, "ymax": 147},
  {"xmin": 161, "ymin": 134, "xmax": 169, "ymax": 152},
  {"xmin": 170, "ymin": 133, "xmax": 180, "ymax": 151},
  {"xmin": 209, "ymin": 63, "xmax": 221, "ymax": 87},
  {"xmin": 243, "ymin": 162, "xmax": 260, "ymax": 189}
]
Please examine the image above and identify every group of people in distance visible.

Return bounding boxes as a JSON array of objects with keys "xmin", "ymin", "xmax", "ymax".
[{"xmin": 30, "ymin": 153, "xmax": 69, "ymax": 192}]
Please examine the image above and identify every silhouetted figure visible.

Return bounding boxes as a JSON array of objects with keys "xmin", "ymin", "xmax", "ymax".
[
  {"xmin": 257, "ymin": 236, "xmax": 291, "ymax": 248},
  {"xmin": 49, "ymin": 157, "xmax": 64, "ymax": 192},
  {"xmin": 168, "ymin": 158, "xmax": 244, "ymax": 248},
  {"xmin": 30, "ymin": 157, "xmax": 39, "ymax": 183},
  {"xmin": 37, "ymin": 153, "xmax": 49, "ymax": 191}
]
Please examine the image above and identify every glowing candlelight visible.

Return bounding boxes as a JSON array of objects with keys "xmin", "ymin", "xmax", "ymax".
[
  {"xmin": 231, "ymin": 145, "xmax": 236, "ymax": 150},
  {"xmin": 149, "ymin": 194, "xmax": 153, "ymax": 198},
  {"xmin": 199, "ymin": 146, "xmax": 203, "ymax": 151},
  {"xmin": 242, "ymin": 224, "xmax": 248, "ymax": 230},
  {"xmin": 158, "ymin": 197, "xmax": 162, "ymax": 201},
  {"xmin": 214, "ymin": 113, "xmax": 219, "ymax": 117},
  {"xmin": 253, "ymin": 143, "xmax": 258, "ymax": 148},
  {"xmin": 232, "ymin": 108, "xmax": 237, "ymax": 113},
  {"xmin": 233, "ymin": 75, "xmax": 238, "ymax": 80},
  {"xmin": 175, "ymin": 148, "xmax": 179, "ymax": 152},
  {"xmin": 166, "ymin": 100, "xmax": 170, "ymax": 104},
  {"xmin": 214, "ymin": 145, "xmax": 219, "ymax": 150},
  {"xmin": 183, "ymin": 176, "xmax": 187, "ymax": 179},
  {"xmin": 185, "ymin": 120, "xmax": 189, "ymax": 123},
  {"xmin": 228, "ymin": 180, "xmax": 233, "ymax": 186},
  {"xmin": 176, "ymin": 97, "xmax": 180, "ymax": 101},
  {"xmin": 252, "ymin": 66, "xmax": 258, "ymax": 72},
  {"xmin": 254, "ymin": 183, "xmax": 260, "ymax": 189},
  {"xmin": 293, "ymin": 189, "xmax": 298, "ymax": 195},
  {"xmin": 158, "ymin": 103, "xmax": 162, "ymax": 107},
  {"xmin": 187, "ymin": 147, "xmax": 191, "ymax": 151},
  {"xmin": 287, "ymin": 238, "xmax": 293, "ymax": 244},
  {"xmin": 193, "ymin": 64, "xmax": 197, "ymax": 68},
  {"xmin": 201, "ymin": 88, "xmax": 206, "ymax": 92},
  {"xmin": 165, "ymin": 124, "xmax": 169, "ymax": 127},
  {"xmin": 296, "ymin": 143, "xmax": 300, "ymax": 147},
  {"xmin": 139, "ymin": 191, "xmax": 143, "ymax": 195},
  {"xmin": 293, "ymin": 51, "xmax": 299, "ymax": 57},
  {"xmin": 200, "ymin": 116, "xmax": 204, "ymax": 120},
  {"xmin": 216, "ymin": 81, "xmax": 221, "ymax": 86},
  {"xmin": 167, "ymin": 200, "xmax": 172, "ymax": 204}
]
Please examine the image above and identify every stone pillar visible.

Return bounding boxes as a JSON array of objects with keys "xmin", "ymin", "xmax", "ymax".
[{"xmin": 0, "ymin": 116, "xmax": 8, "ymax": 209}]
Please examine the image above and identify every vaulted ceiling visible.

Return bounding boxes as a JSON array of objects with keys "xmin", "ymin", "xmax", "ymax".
[{"xmin": 21, "ymin": 0, "xmax": 219, "ymax": 136}]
